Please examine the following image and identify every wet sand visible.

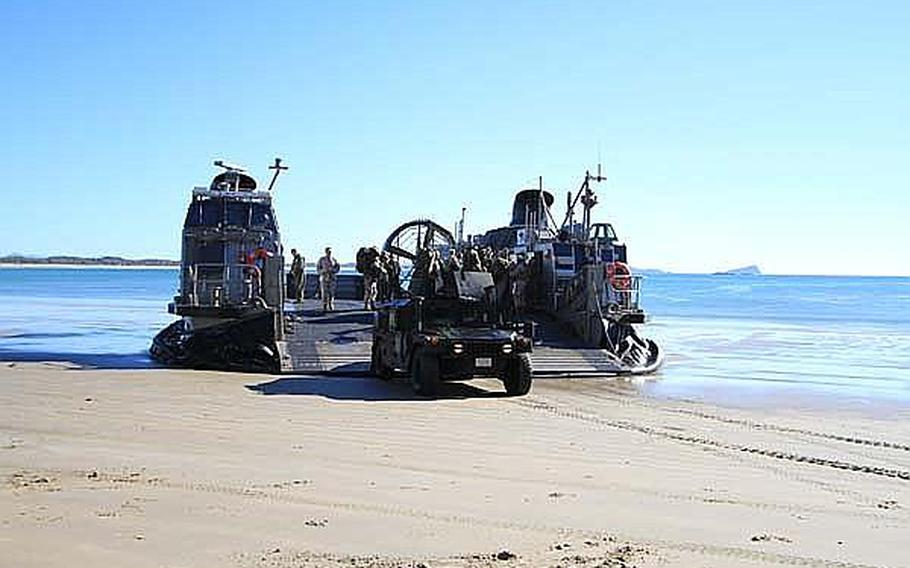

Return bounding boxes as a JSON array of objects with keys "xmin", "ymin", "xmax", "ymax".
[{"xmin": 1, "ymin": 362, "xmax": 908, "ymax": 567}]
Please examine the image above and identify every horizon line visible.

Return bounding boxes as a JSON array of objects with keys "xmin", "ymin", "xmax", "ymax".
[{"xmin": 1, "ymin": 255, "xmax": 907, "ymax": 278}]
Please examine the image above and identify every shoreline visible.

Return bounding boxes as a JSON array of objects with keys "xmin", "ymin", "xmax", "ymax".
[{"xmin": 0, "ymin": 263, "xmax": 179, "ymax": 270}]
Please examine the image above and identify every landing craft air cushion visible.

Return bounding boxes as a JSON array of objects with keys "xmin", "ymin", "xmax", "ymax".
[
  {"xmin": 151, "ymin": 162, "xmax": 662, "ymax": 379},
  {"xmin": 150, "ymin": 160, "xmax": 288, "ymax": 372},
  {"xmin": 472, "ymin": 167, "xmax": 663, "ymax": 375}
]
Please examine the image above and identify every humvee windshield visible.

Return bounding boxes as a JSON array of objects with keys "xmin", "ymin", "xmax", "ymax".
[{"xmin": 422, "ymin": 298, "xmax": 491, "ymax": 327}]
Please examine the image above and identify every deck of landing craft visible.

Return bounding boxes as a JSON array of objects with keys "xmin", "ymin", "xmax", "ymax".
[
  {"xmin": 281, "ymin": 300, "xmax": 373, "ymax": 374},
  {"xmin": 279, "ymin": 301, "xmax": 626, "ymax": 376}
]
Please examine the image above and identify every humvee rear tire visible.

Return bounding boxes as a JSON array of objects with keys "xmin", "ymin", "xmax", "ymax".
[
  {"xmin": 370, "ymin": 341, "xmax": 393, "ymax": 380},
  {"xmin": 410, "ymin": 353, "xmax": 440, "ymax": 396},
  {"xmin": 503, "ymin": 353, "xmax": 532, "ymax": 396}
]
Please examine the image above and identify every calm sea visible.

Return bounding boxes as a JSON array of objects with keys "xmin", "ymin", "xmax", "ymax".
[{"xmin": 0, "ymin": 268, "xmax": 907, "ymax": 409}]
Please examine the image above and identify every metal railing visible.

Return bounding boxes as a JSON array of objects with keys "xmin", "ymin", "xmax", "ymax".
[
  {"xmin": 602, "ymin": 275, "xmax": 643, "ymax": 313},
  {"xmin": 182, "ymin": 263, "xmax": 262, "ymax": 308}
]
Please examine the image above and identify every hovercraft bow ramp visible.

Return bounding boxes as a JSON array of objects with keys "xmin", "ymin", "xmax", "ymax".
[
  {"xmin": 281, "ymin": 298, "xmax": 373, "ymax": 375},
  {"xmin": 280, "ymin": 304, "xmax": 661, "ymax": 377}
]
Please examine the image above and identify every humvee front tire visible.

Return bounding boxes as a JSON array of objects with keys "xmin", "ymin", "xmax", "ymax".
[
  {"xmin": 410, "ymin": 352, "xmax": 440, "ymax": 396},
  {"xmin": 503, "ymin": 353, "xmax": 532, "ymax": 396},
  {"xmin": 370, "ymin": 341, "xmax": 393, "ymax": 380}
]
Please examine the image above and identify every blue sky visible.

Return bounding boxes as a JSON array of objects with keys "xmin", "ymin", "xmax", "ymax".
[{"xmin": 1, "ymin": 1, "xmax": 907, "ymax": 275}]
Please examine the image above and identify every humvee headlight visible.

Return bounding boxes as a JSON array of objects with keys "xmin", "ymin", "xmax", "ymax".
[
  {"xmin": 501, "ymin": 343, "xmax": 513, "ymax": 354},
  {"xmin": 424, "ymin": 335, "xmax": 441, "ymax": 346},
  {"xmin": 452, "ymin": 342, "xmax": 464, "ymax": 354}
]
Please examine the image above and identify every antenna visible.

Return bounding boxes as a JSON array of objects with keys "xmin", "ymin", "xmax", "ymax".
[
  {"xmin": 537, "ymin": 176, "xmax": 544, "ymax": 231},
  {"xmin": 213, "ymin": 160, "xmax": 246, "ymax": 172},
  {"xmin": 267, "ymin": 157, "xmax": 288, "ymax": 191},
  {"xmin": 560, "ymin": 165, "xmax": 606, "ymax": 232}
]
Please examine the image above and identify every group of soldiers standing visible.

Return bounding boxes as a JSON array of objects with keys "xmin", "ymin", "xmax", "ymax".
[
  {"xmin": 455, "ymin": 245, "xmax": 534, "ymax": 319},
  {"xmin": 356, "ymin": 247, "xmax": 401, "ymax": 310},
  {"xmin": 290, "ymin": 243, "xmax": 533, "ymax": 319},
  {"xmin": 413, "ymin": 244, "xmax": 534, "ymax": 321},
  {"xmin": 288, "ymin": 247, "xmax": 340, "ymax": 312}
]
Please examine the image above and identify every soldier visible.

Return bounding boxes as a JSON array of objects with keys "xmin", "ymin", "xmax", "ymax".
[
  {"xmin": 317, "ymin": 246, "xmax": 340, "ymax": 312},
  {"xmin": 462, "ymin": 246, "xmax": 482, "ymax": 272},
  {"xmin": 440, "ymin": 250, "xmax": 462, "ymax": 295},
  {"xmin": 361, "ymin": 247, "xmax": 381, "ymax": 310},
  {"xmin": 510, "ymin": 254, "xmax": 531, "ymax": 316},
  {"xmin": 377, "ymin": 251, "xmax": 391, "ymax": 302},
  {"xmin": 448, "ymin": 249, "xmax": 463, "ymax": 273},
  {"xmin": 429, "ymin": 249, "xmax": 445, "ymax": 294},
  {"xmin": 409, "ymin": 247, "xmax": 442, "ymax": 297},
  {"xmin": 491, "ymin": 249, "xmax": 514, "ymax": 323},
  {"xmin": 479, "ymin": 246, "xmax": 494, "ymax": 271},
  {"xmin": 289, "ymin": 248, "xmax": 305, "ymax": 303},
  {"xmin": 386, "ymin": 253, "xmax": 401, "ymax": 299}
]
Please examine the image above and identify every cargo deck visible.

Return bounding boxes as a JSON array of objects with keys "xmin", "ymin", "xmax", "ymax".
[{"xmin": 279, "ymin": 298, "xmax": 629, "ymax": 377}]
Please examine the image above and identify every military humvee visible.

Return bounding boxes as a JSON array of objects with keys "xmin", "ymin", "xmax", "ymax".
[{"xmin": 370, "ymin": 272, "xmax": 533, "ymax": 396}]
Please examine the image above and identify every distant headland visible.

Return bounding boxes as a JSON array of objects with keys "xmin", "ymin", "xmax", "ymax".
[
  {"xmin": 713, "ymin": 264, "xmax": 762, "ymax": 276},
  {"xmin": 0, "ymin": 255, "xmax": 179, "ymax": 267}
]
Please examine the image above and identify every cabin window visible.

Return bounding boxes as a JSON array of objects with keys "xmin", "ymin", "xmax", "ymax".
[
  {"xmin": 192, "ymin": 241, "xmax": 224, "ymax": 265},
  {"xmin": 184, "ymin": 202, "xmax": 203, "ymax": 227},
  {"xmin": 591, "ymin": 224, "xmax": 617, "ymax": 241},
  {"xmin": 224, "ymin": 202, "xmax": 251, "ymax": 227},
  {"xmin": 185, "ymin": 199, "xmax": 224, "ymax": 227},
  {"xmin": 251, "ymin": 203, "xmax": 276, "ymax": 230}
]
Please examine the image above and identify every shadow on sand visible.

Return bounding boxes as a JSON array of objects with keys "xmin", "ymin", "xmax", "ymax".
[
  {"xmin": 245, "ymin": 375, "xmax": 508, "ymax": 402},
  {"xmin": 0, "ymin": 349, "xmax": 156, "ymax": 370}
]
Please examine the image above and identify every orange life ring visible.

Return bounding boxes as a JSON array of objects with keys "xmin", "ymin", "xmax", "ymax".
[
  {"xmin": 244, "ymin": 247, "xmax": 273, "ymax": 267},
  {"xmin": 606, "ymin": 261, "xmax": 632, "ymax": 290}
]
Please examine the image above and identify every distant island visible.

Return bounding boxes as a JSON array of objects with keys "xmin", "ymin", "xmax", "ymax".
[
  {"xmin": 0, "ymin": 255, "xmax": 179, "ymax": 267},
  {"xmin": 713, "ymin": 264, "xmax": 762, "ymax": 276}
]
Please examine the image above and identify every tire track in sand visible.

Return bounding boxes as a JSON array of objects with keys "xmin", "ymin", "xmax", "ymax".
[
  {"xmin": 546, "ymin": 383, "xmax": 910, "ymax": 454},
  {"xmin": 512, "ymin": 397, "xmax": 910, "ymax": 482},
  {"xmin": 649, "ymin": 405, "xmax": 910, "ymax": 454},
  {"xmin": 652, "ymin": 540, "xmax": 887, "ymax": 568}
]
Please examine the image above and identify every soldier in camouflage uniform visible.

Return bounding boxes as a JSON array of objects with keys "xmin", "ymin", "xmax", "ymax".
[
  {"xmin": 462, "ymin": 246, "xmax": 482, "ymax": 272},
  {"xmin": 385, "ymin": 253, "xmax": 401, "ymax": 299},
  {"xmin": 359, "ymin": 247, "xmax": 381, "ymax": 310},
  {"xmin": 289, "ymin": 248, "xmax": 305, "ymax": 303},
  {"xmin": 510, "ymin": 254, "xmax": 531, "ymax": 316},
  {"xmin": 317, "ymin": 247, "xmax": 340, "ymax": 312},
  {"xmin": 490, "ymin": 249, "xmax": 515, "ymax": 323}
]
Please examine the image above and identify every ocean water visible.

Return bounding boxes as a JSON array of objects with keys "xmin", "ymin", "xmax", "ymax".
[
  {"xmin": 0, "ymin": 268, "xmax": 176, "ymax": 368},
  {"xmin": 640, "ymin": 274, "xmax": 910, "ymax": 410},
  {"xmin": 0, "ymin": 267, "xmax": 907, "ymax": 409}
]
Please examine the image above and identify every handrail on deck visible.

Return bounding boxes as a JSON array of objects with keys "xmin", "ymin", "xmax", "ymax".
[
  {"xmin": 183, "ymin": 262, "xmax": 262, "ymax": 307},
  {"xmin": 604, "ymin": 275, "xmax": 643, "ymax": 312}
]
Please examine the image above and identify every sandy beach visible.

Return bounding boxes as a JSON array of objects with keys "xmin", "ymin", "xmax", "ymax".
[{"xmin": 1, "ymin": 362, "xmax": 907, "ymax": 568}]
